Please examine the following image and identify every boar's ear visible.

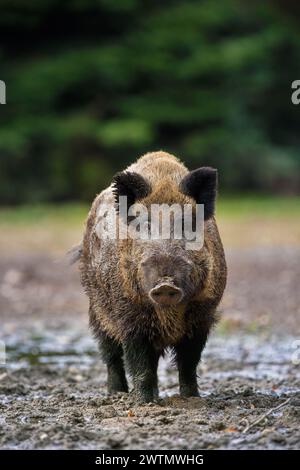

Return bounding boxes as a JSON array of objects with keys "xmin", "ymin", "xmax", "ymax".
[
  {"xmin": 180, "ymin": 167, "xmax": 218, "ymax": 220},
  {"xmin": 112, "ymin": 171, "xmax": 151, "ymax": 209}
]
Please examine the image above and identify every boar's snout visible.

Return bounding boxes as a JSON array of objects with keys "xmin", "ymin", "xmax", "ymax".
[
  {"xmin": 140, "ymin": 252, "xmax": 194, "ymax": 305},
  {"xmin": 149, "ymin": 282, "xmax": 183, "ymax": 306}
]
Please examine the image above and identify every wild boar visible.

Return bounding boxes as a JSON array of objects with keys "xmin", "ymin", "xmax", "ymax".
[{"xmin": 79, "ymin": 151, "xmax": 227, "ymax": 403}]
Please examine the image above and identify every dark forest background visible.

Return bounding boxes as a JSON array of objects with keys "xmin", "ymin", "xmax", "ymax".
[{"xmin": 1, "ymin": 0, "xmax": 300, "ymax": 204}]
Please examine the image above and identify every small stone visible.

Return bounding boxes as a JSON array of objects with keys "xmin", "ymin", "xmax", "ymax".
[{"xmin": 73, "ymin": 374, "xmax": 83, "ymax": 382}]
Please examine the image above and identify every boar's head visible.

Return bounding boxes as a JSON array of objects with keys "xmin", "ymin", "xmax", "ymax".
[{"xmin": 112, "ymin": 167, "xmax": 217, "ymax": 307}]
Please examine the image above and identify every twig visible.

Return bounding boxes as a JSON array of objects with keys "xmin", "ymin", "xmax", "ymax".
[{"xmin": 242, "ymin": 397, "xmax": 291, "ymax": 434}]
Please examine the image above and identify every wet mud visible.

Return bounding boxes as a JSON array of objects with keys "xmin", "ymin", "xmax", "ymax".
[{"xmin": 0, "ymin": 248, "xmax": 300, "ymax": 449}]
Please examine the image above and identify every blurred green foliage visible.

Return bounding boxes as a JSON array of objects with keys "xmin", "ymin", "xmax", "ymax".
[{"xmin": 0, "ymin": 0, "xmax": 300, "ymax": 204}]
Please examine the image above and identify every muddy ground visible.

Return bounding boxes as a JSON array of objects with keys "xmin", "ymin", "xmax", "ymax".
[{"xmin": 0, "ymin": 247, "xmax": 300, "ymax": 449}]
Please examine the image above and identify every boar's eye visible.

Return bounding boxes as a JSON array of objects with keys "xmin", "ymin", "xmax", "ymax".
[
  {"xmin": 180, "ymin": 167, "xmax": 217, "ymax": 220},
  {"xmin": 112, "ymin": 171, "xmax": 151, "ymax": 211}
]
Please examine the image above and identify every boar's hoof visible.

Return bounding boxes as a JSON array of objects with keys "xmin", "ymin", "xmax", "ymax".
[
  {"xmin": 133, "ymin": 389, "xmax": 156, "ymax": 405},
  {"xmin": 180, "ymin": 385, "xmax": 200, "ymax": 398},
  {"xmin": 108, "ymin": 384, "xmax": 129, "ymax": 395}
]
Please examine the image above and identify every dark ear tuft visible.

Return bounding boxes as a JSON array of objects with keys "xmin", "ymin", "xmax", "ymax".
[
  {"xmin": 180, "ymin": 167, "xmax": 218, "ymax": 220},
  {"xmin": 112, "ymin": 171, "xmax": 151, "ymax": 209}
]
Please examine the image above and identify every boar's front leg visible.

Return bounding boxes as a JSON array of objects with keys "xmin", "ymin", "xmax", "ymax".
[
  {"xmin": 98, "ymin": 331, "xmax": 128, "ymax": 394},
  {"xmin": 123, "ymin": 338, "xmax": 160, "ymax": 404},
  {"xmin": 174, "ymin": 331, "xmax": 208, "ymax": 398}
]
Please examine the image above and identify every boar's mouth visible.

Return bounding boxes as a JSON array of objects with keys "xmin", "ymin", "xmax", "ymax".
[{"xmin": 149, "ymin": 281, "xmax": 183, "ymax": 306}]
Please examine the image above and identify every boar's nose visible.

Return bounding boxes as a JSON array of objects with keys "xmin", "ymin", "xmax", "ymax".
[{"xmin": 149, "ymin": 283, "xmax": 183, "ymax": 306}]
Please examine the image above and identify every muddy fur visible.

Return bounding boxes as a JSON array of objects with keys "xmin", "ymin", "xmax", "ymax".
[{"xmin": 80, "ymin": 151, "xmax": 227, "ymax": 403}]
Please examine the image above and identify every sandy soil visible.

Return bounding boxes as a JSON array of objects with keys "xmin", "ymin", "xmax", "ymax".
[{"xmin": 0, "ymin": 247, "xmax": 300, "ymax": 449}]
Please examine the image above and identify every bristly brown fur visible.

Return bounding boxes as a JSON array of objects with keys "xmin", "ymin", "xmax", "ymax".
[{"xmin": 79, "ymin": 151, "xmax": 227, "ymax": 402}]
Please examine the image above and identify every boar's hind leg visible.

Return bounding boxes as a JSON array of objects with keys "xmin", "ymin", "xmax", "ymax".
[
  {"xmin": 123, "ymin": 339, "xmax": 160, "ymax": 404},
  {"xmin": 98, "ymin": 331, "xmax": 128, "ymax": 394},
  {"xmin": 174, "ymin": 331, "xmax": 208, "ymax": 398}
]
